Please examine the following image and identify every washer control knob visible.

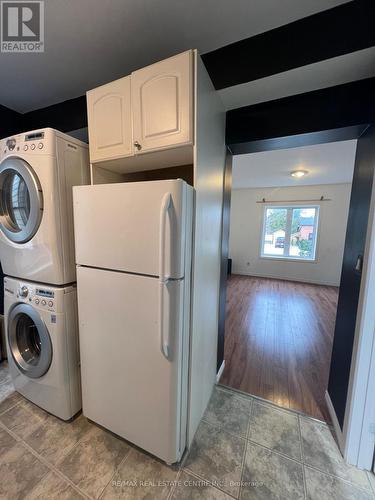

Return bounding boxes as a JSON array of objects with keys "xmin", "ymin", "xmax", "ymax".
[
  {"xmin": 30, "ymin": 144, "xmax": 36, "ymax": 150},
  {"xmin": 48, "ymin": 300, "xmax": 53, "ymax": 307},
  {"xmin": 23, "ymin": 145, "xmax": 28, "ymax": 151},
  {"xmin": 41, "ymin": 299, "xmax": 46, "ymax": 306},
  {"xmin": 6, "ymin": 138, "xmax": 16, "ymax": 151},
  {"xmin": 34, "ymin": 298, "xmax": 40, "ymax": 305},
  {"xmin": 38, "ymin": 143, "xmax": 43, "ymax": 149},
  {"xmin": 19, "ymin": 286, "xmax": 28, "ymax": 298}
]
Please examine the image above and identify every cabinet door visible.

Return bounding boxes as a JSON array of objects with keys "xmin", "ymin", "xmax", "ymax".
[
  {"xmin": 87, "ymin": 76, "xmax": 132, "ymax": 163},
  {"xmin": 132, "ymin": 50, "xmax": 193, "ymax": 154}
]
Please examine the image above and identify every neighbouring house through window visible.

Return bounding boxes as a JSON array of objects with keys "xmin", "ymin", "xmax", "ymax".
[{"xmin": 261, "ymin": 205, "xmax": 319, "ymax": 261}]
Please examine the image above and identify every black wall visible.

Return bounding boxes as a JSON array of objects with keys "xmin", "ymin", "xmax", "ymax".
[
  {"xmin": 328, "ymin": 124, "xmax": 375, "ymax": 428},
  {"xmin": 0, "ymin": 96, "xmax": 87, "ymax": 140},
  {"xmin": 217, "ymin": 152, "xmax": 232, "ymax": 370},
  {"xmin": 22, "ymin": 96, "xmax": 87, "ymax": 134},
  {"xmin": 202, "ymin": 0, "xmax": 375, "ymax": 90},
  {"xmin": 0, "ymin": 104, "xmax": 22, "ymax": 139},
  {"xmin": 226, "ymin": 78, "xmax": 375, "ymax": 154}
]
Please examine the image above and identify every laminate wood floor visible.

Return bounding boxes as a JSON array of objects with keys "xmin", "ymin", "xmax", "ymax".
[{"xmin": 220, "ymin": 275, "xmax": 339, "ymax": 421}]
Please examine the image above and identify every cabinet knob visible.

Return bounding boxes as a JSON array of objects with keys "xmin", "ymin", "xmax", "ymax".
[{"xmin": 134, "ymin": 141, "xmax": 142, "ymax": 151}]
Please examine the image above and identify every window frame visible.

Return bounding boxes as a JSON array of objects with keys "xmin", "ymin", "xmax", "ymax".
[{"xmin": 260, "ymin": 204, "xmax": 320, "ymax": 262}]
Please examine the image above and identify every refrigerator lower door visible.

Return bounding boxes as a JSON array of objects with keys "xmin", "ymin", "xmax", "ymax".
[{"xmin": 77, "ymin": 266, "xmax": 188, "ymax": 464}]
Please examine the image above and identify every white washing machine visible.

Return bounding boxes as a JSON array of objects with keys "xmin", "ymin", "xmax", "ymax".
[
  {"xmin": 0, "ymin": 128, "xmax": 89, "ymax": 285},
  {"xmin": 4, "ymin": 276, "xmax": 81, "ymax": 420}
]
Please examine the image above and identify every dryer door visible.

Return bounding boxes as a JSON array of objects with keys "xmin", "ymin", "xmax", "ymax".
[
  {"xmin": 0, "ymin": 157, "xmax": 43, "ymax": 243},
  {"xmin": 7, "ymin": 303, "xmax": 52, "ymax": 379}
]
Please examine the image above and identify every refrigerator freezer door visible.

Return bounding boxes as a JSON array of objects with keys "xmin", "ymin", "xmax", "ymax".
[
  {"xmin": 76, "ymin": 266, "xmax": 188, "ymax": 464},
  {"xmin": 73, "ymin": 179, "xmax": 191, "ymax": 279}
]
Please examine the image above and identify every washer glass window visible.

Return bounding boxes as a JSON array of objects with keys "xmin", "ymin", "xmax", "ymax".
[
  {"xmin": 8, "ymin": 303, "xmax": 52, "ymax": 379},
  {"xmin": 0, "ymin": 158, "xmax": 43, "ymax": 243},
  {"xmin": 2, "ymin": 170, "xmax": 31, "ymax": 232},
  {"xmin": 15, "ymin": 313, "xmax": 41, "ymax": 366}
]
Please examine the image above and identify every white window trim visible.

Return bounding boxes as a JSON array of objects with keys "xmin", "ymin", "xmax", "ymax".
[{"xmin": 260, "ymin": 204, "xmax": 320, "ymax": 262}]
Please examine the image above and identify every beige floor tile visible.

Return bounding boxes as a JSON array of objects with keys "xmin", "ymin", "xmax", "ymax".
[
  {"xmin": 0, "ymin": 389, "xmax": 22, "ymax": 415},
  {"xmin": 184, "ymin": 420, "xmax": 245, "ymax": 497},
  {"xmin": 0, "ymin": 372, "xmax": 12, "ymax": 388},
  {"xmin": 0, "ymin": 442, "xmax": 49, "ymax": 500},
  {"xmin": 0, "ymin": 362, "xmax": 12, "ymax": 388},
  {"xmin": 0, "ymin": 426, "xmax": 17, "ymax": 459},
  {"xmin": 25, "ymin": 471, "xmax": 84, "ymax": 499},
  {"xmin": 171, "ymin": 471, "xmax": 232, "ymax": 499},
  {"xmin": 25, "ymin": 413, "xmax": 93, "ymax": 465},
  {"xmin": 0, "ymin": 401, "xmax": 48, "ymax": 439},
  {"xmin": 101, "ymin": 447, "xmax": 177, "ymax": 499},
  {"xmin": 241, "ymin": 442, "xmax": 304, "ymax": 500},
  {"xmin": 305, "ymin": 466, "xmax": 373, "ymax": 500},
  {"xmin": 57, "ymin": 426, "xmax": 131, "ymax": 499},
  {"xmin": 203, "ymin": 386, "xmax": 252, "ymax": 437},
  {"xmin": 300, "ymin": 417, "xmax": 372, "ymax": 491},
  {"xmin": 249, "ymin": 401, "xmax": 301, "ymax": 460}
]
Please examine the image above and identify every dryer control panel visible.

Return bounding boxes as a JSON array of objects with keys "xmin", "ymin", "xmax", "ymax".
[
  {"xmin": 0, "ymin": 127, "xmax": 87, "ymax": 162},
  {"xmin": 0, "ymin": 128, "xmax": 56, "ymax": 159},
  {"xmin": 22, "ymin": 131, "xmax": 45, "ymax": 153}
]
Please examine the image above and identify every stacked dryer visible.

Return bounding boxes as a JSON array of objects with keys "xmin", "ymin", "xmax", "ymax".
[{"xmin": 0, "ymin": 128, "xmax": 89, "ymax": 420}]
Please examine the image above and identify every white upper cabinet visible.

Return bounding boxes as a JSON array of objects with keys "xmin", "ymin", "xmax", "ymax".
[
  {"xmin": 131, "ymin": 50, "xmax": 193, "ymax": 154},
  {"xmin": 87, "ymin": 76, "xmax": 132, "ymax": 163}
]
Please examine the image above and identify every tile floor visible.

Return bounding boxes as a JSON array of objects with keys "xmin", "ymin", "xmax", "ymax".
[{"xmin": 0, "ymin": 362, "xmax": 375, "ymax": 499}]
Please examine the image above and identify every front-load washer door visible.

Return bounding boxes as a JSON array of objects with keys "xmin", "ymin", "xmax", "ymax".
[
  {"xmin": 7, "ymin": 303, "xmax": 52, "ymax": 379},
  {"xmin": 0, "ymin": 157, "xmax": 43, "ymax": 244}
]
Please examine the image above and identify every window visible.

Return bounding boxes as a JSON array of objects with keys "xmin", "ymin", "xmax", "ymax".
[{"xmin": 261, "ymin": 206, "xmax": 319, "ymax": 261}]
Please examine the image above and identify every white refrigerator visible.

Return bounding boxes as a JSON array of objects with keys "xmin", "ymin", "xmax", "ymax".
[{"xmin": 73, "ymin": 179, "xmax": 193, "ymax": 464}]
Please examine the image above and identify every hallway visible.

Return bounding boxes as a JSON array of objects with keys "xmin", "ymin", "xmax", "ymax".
[{"xmin": 221, "ymin": 275, "xmax": 339, "ymax": 421}]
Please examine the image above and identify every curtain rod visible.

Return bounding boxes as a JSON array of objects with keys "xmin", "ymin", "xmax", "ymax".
[{"xmin": 256, "ymin": 196, "xmax": 331, "ymax": 204}]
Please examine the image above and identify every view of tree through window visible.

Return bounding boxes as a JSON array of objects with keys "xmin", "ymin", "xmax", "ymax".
[{"xmin": 261, "ymin": 206, "xmax": 319, "ymax": 260}]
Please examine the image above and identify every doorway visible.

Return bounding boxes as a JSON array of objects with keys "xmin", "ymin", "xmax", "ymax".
[{"xmin": 219, "ymin": 139, "xmax": 357, "ymax": 421}]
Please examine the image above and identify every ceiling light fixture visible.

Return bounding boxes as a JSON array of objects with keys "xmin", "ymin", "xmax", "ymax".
[{"xmin": 291, "ymin": 170, "xmax": 308, "ymax": 178}]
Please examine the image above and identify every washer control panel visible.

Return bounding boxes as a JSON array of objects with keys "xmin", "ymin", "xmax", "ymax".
[
  {"xmin": 4, "ymin": 277, "xmax": 75, "ymax": 316},
  {"xmin": 31, "ymin": 287, "xmax": 55, "ymax": 311},
  {"xmin": 14, "ymin": 284, "xmax": 56, "ymax": 312}
]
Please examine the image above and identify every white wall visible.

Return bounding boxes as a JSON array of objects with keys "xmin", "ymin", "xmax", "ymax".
[{"xmin": 229, "ymin": 183, "xmax": 352, "ymax": 286}]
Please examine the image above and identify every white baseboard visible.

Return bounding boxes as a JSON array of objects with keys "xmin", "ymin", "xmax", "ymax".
[
  {"xmin": 325, "ymin": 390, "xmax": 344, "ymax": 452},
  {"xmin": 216, "ymin": 360, "xmax": 225, "ymax": 384},
  {"xmin": 233, "ymin": 270, "xmax": 339, "ymax": 287}
]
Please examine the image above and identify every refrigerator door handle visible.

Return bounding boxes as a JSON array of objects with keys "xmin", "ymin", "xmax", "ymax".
[
  {"xmin": 159, "ymin": 192, "xmax": 172, "ymax": 282},
  {"xmin": 159, "ymin": 280, "xmax": 170, "ymax": 359},
  {"xmin": 159, "ymin": 192, "xmax": 172, "ymax": 360}
]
